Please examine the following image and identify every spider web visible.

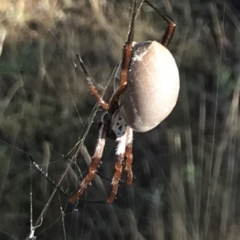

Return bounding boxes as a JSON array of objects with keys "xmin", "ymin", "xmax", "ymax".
[
  {"xmin": 1, "ymin": 0, "xmax": 240, "ymax": 240},
  {"xmin": 0, "ymin": 43, "xmax": 120, "ymax": 240},
  {"xmin": 0, "ymin": 8, "xmax": 136, "ymax": 237}
]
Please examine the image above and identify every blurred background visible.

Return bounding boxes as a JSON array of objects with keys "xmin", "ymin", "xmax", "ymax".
[{"xmin": 0, "ymin": 0, "xmax": 239, "ymax": 239}]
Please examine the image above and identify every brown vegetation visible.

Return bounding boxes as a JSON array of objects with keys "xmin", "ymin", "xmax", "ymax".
[{"xmin": 0, "ymin": 0, "xmax": 239, "ymax": 239}]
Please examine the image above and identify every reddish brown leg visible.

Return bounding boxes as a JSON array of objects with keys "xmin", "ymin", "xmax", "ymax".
[
  {"xmin": 108, "ymin": 44, "xmax": 132, "ymax": 112},
  {"xmin": 107, "ymin": 154, "xmax": 125, "ymax": 203},
  {"xmin": 107, "ymin": 130, "xmax": 128, "ymax": 203},
  {"xmin": 76, "ymin": 54, "xmax": 109, "ymax": 110},
  {"xmin": 144, "ymin": 0, "xmax": 176, "ymax": 47},
  {"xmin": 108, "ymin": 0, "xmax": 141, "ymax": 112},
  {"xmin": 125, "ymin": 127, "xmax": 134, "ymax": 185},
  {"xmin": 69, "ymin": 124, "xmax": 107, "ymax": 203}
]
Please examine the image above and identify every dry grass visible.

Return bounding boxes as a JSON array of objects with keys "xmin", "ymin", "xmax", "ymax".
[{"xmin": 0, "ymin": 0, "xmax": 239, "ymax": 239}]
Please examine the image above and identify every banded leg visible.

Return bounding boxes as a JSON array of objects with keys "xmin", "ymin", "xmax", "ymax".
[
  {"xmin": 125, "ymin": 127, "xmax": 134, "ymax": 185},
  {"xmin": 76, "ymin": 54, "xmax": 109, "ymax": 110},
  {"xmin": 107, "ymin": 132, "xmax": 128, "ymax": 203},
  {"xmin": 109, "ymin": 0, "xmax": 144, "ymax": 112},
  {"xmin": 69, "ymin": 124, "xmax": 107, "ymax": 203},
  {"xmin": 144, "ymin": 0, "xmax": 176, "ymax": 47}
]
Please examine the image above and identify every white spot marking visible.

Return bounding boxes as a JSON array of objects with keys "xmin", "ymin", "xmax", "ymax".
[
  {"xmin": 131, "ymin": 47, "xmax": 148, "ymax": 62},
  {"xmin": 111, "ymin": 109, "xmax": 127, "ymax": 138},
  {"xmin": 116, "ymin": 133, "xmax": 127, "ymax": 155}
]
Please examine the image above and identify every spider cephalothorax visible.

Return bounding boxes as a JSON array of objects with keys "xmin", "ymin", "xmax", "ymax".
[
  {"xmin": 69, "ymin": 0, "xmax": 179, "ymax": 204},
  {"xmin": 99, "ymin": 110, "xmax": 128, "ymax": 140}
]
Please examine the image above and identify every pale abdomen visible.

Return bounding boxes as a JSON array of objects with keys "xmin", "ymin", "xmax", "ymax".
[{"xmin": 114, "ymin": 41, "xmax": 179, "ymax": 132}]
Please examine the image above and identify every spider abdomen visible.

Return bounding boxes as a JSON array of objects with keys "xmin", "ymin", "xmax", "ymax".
[{"xmin": 115, "ymin": 41, "xmax": 179, "ymax": 132}]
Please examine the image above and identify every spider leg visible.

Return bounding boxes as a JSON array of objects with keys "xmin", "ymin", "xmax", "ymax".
[
  {"xmin": 144, "ymin": 0, "xmax": 176, "ymax": 47},
  {"xmin": 76, "ymin": 54, "xmax": 109, "ymax": 110},
  {"xmin": 109, "ymin": 0, "xmax": 143, "ymax": 112},
  {"xmin": 107, "ymin": 131, "xmax": 128, "ymax": 203},
  {"xmin": 69, "ymin": 123, "xmax": 107, "ymax": 203},
  {"xmin": 124, "ymin": 127, "xmax": 134, "ymax": 185}
]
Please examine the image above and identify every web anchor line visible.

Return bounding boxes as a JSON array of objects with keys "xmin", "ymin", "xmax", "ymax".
[{"xmin": 28, "ymin": 155, "xmax": 111, "ymax": 204}]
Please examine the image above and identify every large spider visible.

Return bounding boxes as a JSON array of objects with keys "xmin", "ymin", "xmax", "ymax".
[{"xmin": 69, "ymin": 0, "xmax": 180, "ymax": 204}]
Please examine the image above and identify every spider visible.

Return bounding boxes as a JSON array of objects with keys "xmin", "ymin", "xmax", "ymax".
[{"xmin": 69, "ymin": 0, "xmax": 180, "ymax": 204}]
